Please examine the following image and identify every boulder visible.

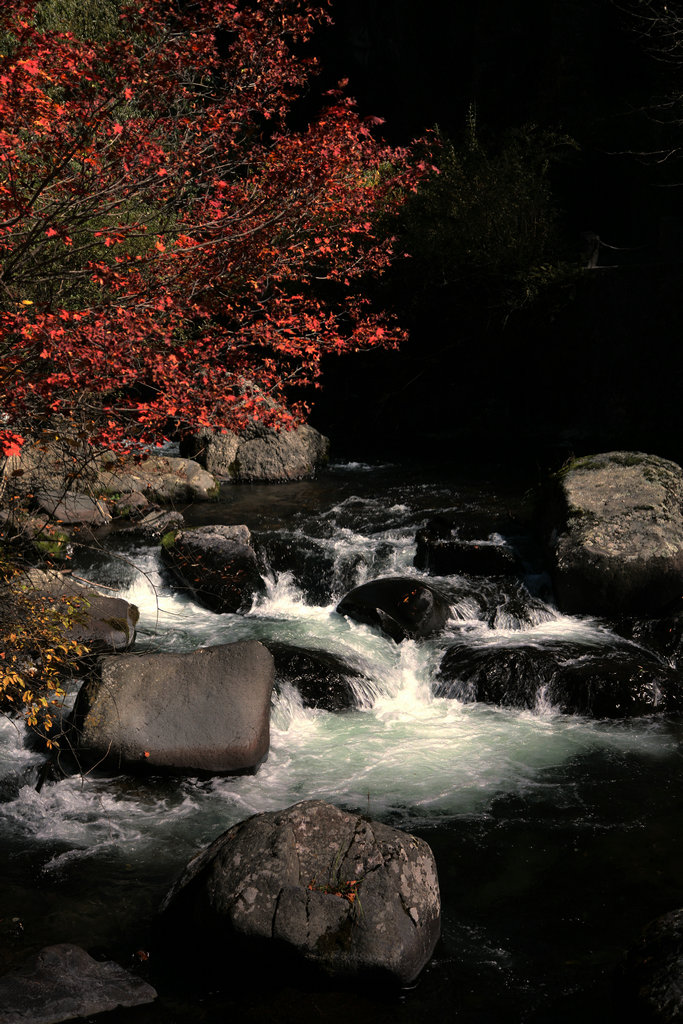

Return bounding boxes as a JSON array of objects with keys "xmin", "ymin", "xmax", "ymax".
[
  {"xmin": 0, "ymin": 764, "xmax": 43, "ymax": 803},
  {"xmin": 267, "ymin": 642, "xmax": 370, "ymax": 711},
  {"xmin": 482, "ymin": 582, "xmax": 556, "ymax": 630},
  {"xmin": 96, "ymin": 453, "xmax": 219, "ymax": 503},
  {"xmin": 546, "ymin": 452, "xmax": 683, "ymax": 615},
  {"xmin": 158, "ymin": 799, "xmax": 441, "ymax": 985},
  {"xmin": 336, "ymin": 576, "xmax": 451, "ymax": 642},
  {"xmin": 112, "ymin": 491, "xmax": 150, "ymax": 517},
  {"xmin": 415, "ymin": 517, "xmax": 522, "ymax": 577},
  {"xmin": 180, "ymin": 428, "xmax": 240, "ymax": 477},
  {"xmin": 6, "ymin": 570, "xmax": 138, "ymax": 652},
  {"xmin": 182, "ymin": 423, "xmax": 330, "ymax": 482},
  {"xmin": 623, "ymin": 908, "xmax": 683, "ymax": 1022},
  {"xmin": 36, "ymin": 492, "xmax": 112, "ymax": 526},
  {"xmin": 436, "ymin": 639, "xmax": 682, "ymax": 717},
  {"xmin": 436, "ymin": 643, "xmax": 558, "ymax": 709},
  {"xmin": 160, "ymin": 524, "xmax": 265, "ymax": 613},
  {"xmin": 69, "ymin": 640, "xmax": 274, "ymax": 773},
  {"xmin": 122, "ymin": 507, "xmax": 185, "ymax": 541},
  {"xmin": 0, "ymin": 943, "xmax": 156, "ymax": 1024},
  {"xmin": 0, "ymin": 434, "xmax": 101, "ymax": 500}
]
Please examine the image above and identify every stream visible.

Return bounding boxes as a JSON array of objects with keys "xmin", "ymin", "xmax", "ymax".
[{"xmin": 1, "ymin": 460, "xmax": 682, "ymax": 1023}]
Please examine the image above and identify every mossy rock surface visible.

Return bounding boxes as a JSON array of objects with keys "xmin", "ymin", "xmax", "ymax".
[{"xmin": 547, "ymin": 451, "xmax": 683, "ymax": 615}]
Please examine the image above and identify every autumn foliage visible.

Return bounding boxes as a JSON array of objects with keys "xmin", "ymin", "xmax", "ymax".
[
  {"xmin": 0, "ymin": 0, "xmax": 416, "ymax": 457},
  {"xmin": 0, "ymin": 558, "xmax": 87, "ymax": 741}
]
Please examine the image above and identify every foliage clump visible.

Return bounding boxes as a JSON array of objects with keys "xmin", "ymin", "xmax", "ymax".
[
  {"xmin": 0, "ymin": 557, "xmax": 88, "ymax": 741},
  {"xmin": 0, "ymin": 0, "xmax": 419, "ymax": 460},
  {"xmin": 396, "ymin": 112, "xmax": 578, "ymax": 321}
]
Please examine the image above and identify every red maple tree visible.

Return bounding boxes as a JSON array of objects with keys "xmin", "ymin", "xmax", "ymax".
[{"xmin": 0, "ymin": 0, "xmax": 416, "ymax": 457}]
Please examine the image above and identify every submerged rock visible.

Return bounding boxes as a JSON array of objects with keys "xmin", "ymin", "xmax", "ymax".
[
  {"xmin": 259, "ymin": 533, "xmax": 336, "ymax": 606},
  {"xmin": 613, "ymin": 601, "xmax": 683, "ymax": 670},
  {"xmin": 69, "ymin": 641, "xmax": 274, "ymax": 774},
  {"xmin": 0, "ymin": 943, "xmax": 156, "ymax": 1024},
  {"xmin": 160, "ymin": 524, "xmax": 266, "ymax": 614},
  {"xmin": 415, "ymin": 516, "xmax": 522, "ymax": 577},
  {"xmin": 436, "ymin": 639, "xmax": 683, "ymax": 717},
  {"xmin": 546, "ymin": 451, "xmax": 683, "ymax": 616},
  {"xmin": 267, "ymin": 642, "xmax": 370, "ymax": 711},
  {"xmin": 158, "ymin": 799, "xmax": 441, "ymax": 986},
  {"xmin": 336, "ymin": 576, "xmax": 450, "ymax": 642}
]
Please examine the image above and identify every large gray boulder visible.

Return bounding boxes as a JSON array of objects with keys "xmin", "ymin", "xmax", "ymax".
[
  {"xmin": 547, "ymin": 452, "xmax": 683, "ymax": 615},
  {"xmin": 158, "ymin": 799, "xmax": 441, "ymax": 986},
  {"xmin": 36, "ymin": 491, "xmax": 112, "ymax": 526},
  {"xmin": 69, "ymin": 641, "xmax": 274, "ymax": 773},
  {"xmin": 96, "ymin": 453, "xmax": 219, "ymax": 503},
  {"xmin": 0, "ymin": 944, "xmax": 156, "ymax": 1024},
  {"xmin": 1, "ymin": 437, "xmax": 219, "ymax": 504},
  {"xmin": 0, "ymin": 435, "xmax": 101, "ymax": 500},
  {"xmin": 160, "ymin": 524, "xmax": 265, "ymax": 613},
  {"xmin": 183, "ymin": 423, "xmax": 330, "ymax": 482}
]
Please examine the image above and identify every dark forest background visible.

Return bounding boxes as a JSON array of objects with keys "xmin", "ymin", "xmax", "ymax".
[{"xmin": 307, "ymin": 0, "xmax": 683, "ymax": 469}]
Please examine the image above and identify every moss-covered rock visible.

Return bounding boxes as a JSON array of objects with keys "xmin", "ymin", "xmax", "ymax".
[{"xmin": 545, "ymin": 451, "xmax": 683, "ymax": 616}]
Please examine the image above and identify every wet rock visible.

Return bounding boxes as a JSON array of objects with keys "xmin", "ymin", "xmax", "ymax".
[
  {"xmin": 546, "ymin": 451, "xmax": 683, "ymax": 616},
  {"xmin": 259, "ymin": 532, "xmax": 335, "ymax": 605},
  {"xmin": 0, "ymin": 943, "xmax": 156, "ymax": 1024},
  {"xmin": 436, "ymin": 639, "xmax": 683, "ymax": 717},
  {"xmin": 415, "ymin": 517, "xmax": 522, "ymax": 577},
  {"xmin": 69, "ymin": 640, "xmax": 274, "ymax": 774},
  {"xmin": 267, "ymin": 642, "xmax": 369, "ymax": 711},
  {"xmin": 160, "ymin": 524, "xmax": 266, "ymax": 613},
  {"xmin": 623, "ymin": 908, "xmax": 683, "ymax": 1022},
  {"xmin": 0, "ymin": 764, "xmax": 42, "ymax": 803},
  {"xmin": 182, "ymin": 423, "xmax": 330, "ymax": 482},
  {"xmin": 612, "ymin": 601, "xmax": 683, "ymax": 668},
  {"xmin": 336, "ymin": 576, "xmax": 451, "ymax": 642},
  {"xmin": 436, "ymin": 643, "xmax": 561, "ymax": 709},
  {"xmin": 158, "ymin": 799, "xmax": 441, "ymax": 986},
  {"xmin": 559, "ymin": 649, "xmax": 682, "ymax": 717}
]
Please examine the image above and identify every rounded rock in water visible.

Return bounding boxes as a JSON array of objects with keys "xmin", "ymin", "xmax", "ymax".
[{"xmin": 157, "ymin": 799, "xmax": 441, "ymax": 986}]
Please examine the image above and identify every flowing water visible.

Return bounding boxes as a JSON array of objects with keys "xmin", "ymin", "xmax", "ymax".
[{"xmin": 1, "ymin": 461, "xmax": 682, "ymax": 1023}]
